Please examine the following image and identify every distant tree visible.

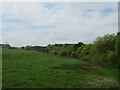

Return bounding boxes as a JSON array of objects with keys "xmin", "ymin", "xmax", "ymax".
[
  {"xmin": 74, "ymin": 42, "xmax": 84, "ymax": 51},
  {"xmin": 4, "ymin": 43, "xmax": 11, "ymax": 49},
  {"xmin": 64, "ymin": 44, "xmax": 70, "ymax": 48},
  {"xmin": 25, "ymin": 45, "xmax": 32, "ymax": 50},
  {"xmin": 47, "ymin": 44, "xmax": 52, "ymax": 49},
  {"xmin": 21, "ymin": 47, "xmax": 24, "ymax": 49}
]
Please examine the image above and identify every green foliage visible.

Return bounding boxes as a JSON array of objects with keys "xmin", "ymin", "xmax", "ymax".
[
  {"xmin": 59, "ymin": 45, "xmax": 74, "ymax": 56},
  {"xmin": 59, "ymin": 49, "xmax": 68, "ymax": 56},
  {"xmin": 25, "ymin": 45, "xmax": 32, "ymax": 50},
  {"xmin": 74, "ymin": 42, "xmax": 84, "ymax": 51},
  {"xmin": 76, "ymin": 44, "xmax": 92, "ymax": 60},
  {"xmin": 51, "ymin": 50, "xmax": 58, "ymax": 55},
  {"xmin": 90, "ymin": 34, "xmax": 117, "ymax": 65},
  {"xmin": 81, "ymin": 44, "xmax": 92, "ymax": 56},
  {"xmin": 1, "ymin": 44, "xmax": 11, "ymax": 49},
  {"xmin": 115, "ymin": 32, "xmax": 120, "ymax": 64},
  {"xmin": 106, "ymin": 51, "xmax": 117, "ymax": 65},
  {"xmin": 6, "ymin": 33, "xmax": 118, "ymax": 67},
  {"xmin": 94, "ymin": 34, "xmax": 116, "ymax": 53},
  {"xmin": 76, "ymin": 45, "xmax": 85, "ymax": 58}
]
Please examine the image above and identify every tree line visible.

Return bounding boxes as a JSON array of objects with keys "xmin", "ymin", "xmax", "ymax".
[
  {"xmin": 23, "ymin": 33, "xmax": 119, "ymax": 67},
  {"xmin": 2, "ymin": 33, "xmax": 120, "ymax": 67}
]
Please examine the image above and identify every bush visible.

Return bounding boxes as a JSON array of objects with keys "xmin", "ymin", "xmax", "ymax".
[
  {"xmin": 93, "ymin": 34, "xmax": 116, "ymax": 53},
  {"xmin": 76, "ymin": 44, "xmax": 92, "ymax": 60},
  {"xmin": 115, "ymin": 32, "xmax": 120, "ymax": 64},
  {"xmin": 76, "ymin": 45, "xmax": 85, "ymax": 58},
  {"xmin": 59, "ymin": 50, "xmax": 68, "ymax": 56},
  {"xmin": 90, "ymin": 34, "xmax": 117, "ymax": 64},
  {"xmin": 81, "ymin": 44, "xmax": 92, "ymax": 55},
  {"xmin": 51, "ymin": 50, "xmax": 58, "ymax": 55},
  {"xmin": 107, "ymin": 51, "xmax": 117, "ymax": 65},
  {"xmin": 54, "ymin": 51, "xmax": 58, "ymax": 55},
  {"xmin": 74, "ymin": 42, "xmax": 84, "ymax": 51},
  {"xmin": 25, "ymin": 46, "xmax": 32, "ymax": 50},
  {"xmin": 59, "ymin": 45, "xmax": 74, "ymax": 57}
]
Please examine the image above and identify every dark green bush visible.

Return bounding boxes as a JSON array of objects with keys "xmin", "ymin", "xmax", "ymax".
[
  {"xmin": 115, "ymin": 32, "xmax": 120, "ymax": 64},
  {"xmin": 51, "ymin": 50, "xmax": 58, "ymax": 55},
  {"xmin": 59, "ymin": 45, "xmax": 74, "ymax": 56},
  {"xmin": 106, "ymin": 51, "xmax": 117, "ymax": 65},
  {"xmin": 73, "ymin": 42, "xmax": 84, "ymax": 51},
  {"xmin": 59, "ymin": 50, "xmax": 68, "ymax": 56},
  {"xmin": 90, "ymin": 34, "xmax": 117, "ymax": 64}
]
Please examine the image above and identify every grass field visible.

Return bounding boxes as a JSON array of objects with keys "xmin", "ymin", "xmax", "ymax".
[{"xmin": 2, "ymin": 49, "xmax": 119, "ymax": 88}]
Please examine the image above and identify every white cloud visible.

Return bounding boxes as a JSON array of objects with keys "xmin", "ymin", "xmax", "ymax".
[{"xmin": 1, "ymin": 2, "xmax": 118, "ymax": 46}]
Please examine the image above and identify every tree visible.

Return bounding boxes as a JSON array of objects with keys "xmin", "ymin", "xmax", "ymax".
[
  {"xmin": 107, "ymin": 51, "xmax": 117, "ymax": 65},
  {"xmin": 21, "ymin": 47, "xmax": 24, "ymax": 49},
  {"xmin": 81, "ymin": 44, "xmax": 92, "ymax": 56},
  {"xmin": 76, "ymin": 44, "xmax": 92, "ymax": 61},
  {"xmin": 90, "ymin": 34, "xmax": 117, "ymax": 64},
  {"xmin": 76, "ymin": 45, "xmax": 85, "ymax": 58},
  {"xmin": 115, "ymin": 32, "xmax": 120, "ymax": 83},
  {"xmin": 115, "ymin": 32, "xmax": 120, "ymax": 63},
  {"xmin": 74, "ymin": 42, "xmax": 84, "ymax": 51},
  {"xmin": 94, "ymin": 34, "xmax": 117, "ymax": 53}
]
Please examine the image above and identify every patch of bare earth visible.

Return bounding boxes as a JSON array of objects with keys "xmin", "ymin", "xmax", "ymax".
[{"xmin": 81, "ymin": 66, "xmax": 100, "ymax": 70}]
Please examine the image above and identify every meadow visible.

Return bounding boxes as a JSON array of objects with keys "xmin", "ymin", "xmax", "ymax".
[{"xmin": 2, "ymin": 49, "xmax": 119, "ymax": 88}]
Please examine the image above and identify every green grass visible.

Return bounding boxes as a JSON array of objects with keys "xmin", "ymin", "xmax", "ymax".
[{"xmin": 2, "ymin": 49, "xmax": 119, "ymax": 88}]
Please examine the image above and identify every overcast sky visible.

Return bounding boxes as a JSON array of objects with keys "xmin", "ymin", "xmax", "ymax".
[{"xmin": 1, "ymin": 2, "xmax": 118, "ymax": 46}]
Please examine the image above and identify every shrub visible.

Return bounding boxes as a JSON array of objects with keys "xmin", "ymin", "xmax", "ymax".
[
  {"xmin": 25, "ymin": 46, "xmax": 32, "ymax": 50},
  {"xmin": 59, "ymin": 50, "xmax": 68, "ymax": 56},
  {"xmin": 115, "ymin": 32, "xmax": 120, "ymax": 83},
  {"xmin": 90, "ymin": 34, "xmax": 117, "ymax": 64},
  {"xmin": 74, "ymin": 42, "xmax": 84, "ymax": 51},
  {"xmin": 115, "ymin": 32, "xmax": 120, "ymax": 64},
  {"xmin": 54, "ymin": 51, "xmax": 57, "ymax": 55},
  {"xmin": 76, "ymin": 45, "xmax": 85, "ymax": 58},
  {"xmin": 76, "ymin": 44, "xmax": 92, "ymax": 60},
  {"xmin": 93, "ymin": 34, "xmax": 116, "ymax": 53},
  {"xmin": 107, "ymin": 51, "xmax": 117, "ymax": 65},
  {"xmin": 51, "ymin": 50, "xmax": 58, "ymax": 55},
  {"xmin": 81, "ymin": 44, "xmax": 92, "ymax": 56},
  {"xmin": 59, "ymin": 45, "xmax": 74, "ymax": 57}
]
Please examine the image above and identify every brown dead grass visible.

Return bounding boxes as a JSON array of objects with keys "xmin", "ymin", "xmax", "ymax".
[{"xmin": 81, "ymin": 66, "xmax": 100, "ymax": 70}]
